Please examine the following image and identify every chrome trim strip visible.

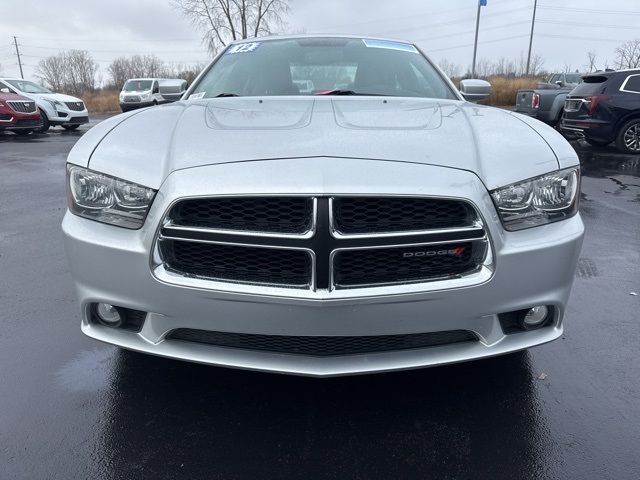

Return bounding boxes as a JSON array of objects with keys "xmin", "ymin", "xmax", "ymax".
[
  {"xmin": 0, "ymin": 116, "xmax": 15, "ymax": 123},
  {"xmin": 328, "ymin": 196, "xmax": 484, "ymax": 239},
  {"xmin": 157, "ymin": 235, "xmax": 317, "ymax": 291},
  {"xmin": 328, "ymin": 237, "xmax": 489, "ymax": 291},
  {"xmin": 620, "ymin": 74, "xmax": 640, "ymax": 95},
  {"xmin": 151, "ymin": 263, "xmax": 494, "ymax": 300}
]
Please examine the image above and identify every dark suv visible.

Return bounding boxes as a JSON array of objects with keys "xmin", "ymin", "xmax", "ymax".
[{"xmin": 561, "ymin": 69, "xmax": 640, "ymax": 153}]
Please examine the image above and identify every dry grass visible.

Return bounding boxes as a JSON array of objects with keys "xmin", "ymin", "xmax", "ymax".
[
  {"xmin": 485, "ymin": 77, "xmax": 538, "ymax": 106},
  {"xmin": 83, "ymin": 90, "xmax": 120, "ymax": 114}
]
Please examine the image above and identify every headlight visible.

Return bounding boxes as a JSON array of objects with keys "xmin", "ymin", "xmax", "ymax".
[
  {"xmin": 491, "ymin": 167, "xmax": 580, "ymax": 231},
  {"xmin": 67, "ymin": 165, "xmax": 156, "ymax": 229},
  {"xmin": 46, "ymin": 99, "xmax": 64, "ymax": 108}
]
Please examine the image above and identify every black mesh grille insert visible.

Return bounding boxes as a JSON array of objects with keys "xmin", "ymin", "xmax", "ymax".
[
  {"xmin": 167, "ymin": 329, "xmax": 478, "ymax": 356},
  {"xmin": 334, "ymin": 241, "xmax": 483, "ymax": 287},
  {"xmin": 159, "ymin": 239, "xmax": 312, "ymax": 286},
  {"xmin": 170, "ymin": 197, "xmax": 313, "ymax": 234},
  {"xmin": 333, "ymin": 197, "xmax": 476, "ymax": 234}
]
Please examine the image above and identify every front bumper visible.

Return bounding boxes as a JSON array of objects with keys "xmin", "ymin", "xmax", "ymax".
[
  {"xmin": 62, "ymin": 158, "xmax": 584, "ymax": 376},
  {"xmin": 120, "ymin": 101, "xmax": 155, "ymax": 111}
]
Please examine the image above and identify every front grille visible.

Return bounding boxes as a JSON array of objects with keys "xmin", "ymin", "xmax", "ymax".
[
  {"xmin": 66, "ymin": 116, "xmax": 88, "ymax": 124},
  {"xmin": 155, "ymin": 196, "xmax": 488, "ymax": 291},
  {"xmin": 334, "ymin": 241, "xmax": 482, "ymax": 287},
  {"xmin": 332, "ymin": 197, "xmax": 475, "ymax": 234},
  {"xmin": 167, "ymin": 328, "xmax": 479, "ymax": 356},
  {"xmin": 169, "ymin": 197, "xmax": 313, "ymax": 234},
  {"xmin": 14, "ymin": 119, "xmax": 43, "ymax": 128},
  {"xmin": 159, "ymin": 239, "xmax": 312, "ymax": 287},
  {"xmin": 124, "ymin": 96, "xmax": 141, "ymax": 102},
  {"xmin": 7, "ymin": 101, "xmax": 36, "ymax": 113},
  {"xmin": 65, "ymin": 101, "xmax": 85, "ymax": 111}
]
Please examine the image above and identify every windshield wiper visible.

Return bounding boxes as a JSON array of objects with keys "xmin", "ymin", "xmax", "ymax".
[
  {"xmin": 214, "ymin": 93, "xmax": 241, "ymax": 97},
  {"xmin": 314, "ymin": 89, "xmax": 389, "ymax": 96}
]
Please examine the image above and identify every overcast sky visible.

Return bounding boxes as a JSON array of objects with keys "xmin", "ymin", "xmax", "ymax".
[{"xmin": 1, "ymin": 0, "xmax": 639, "ymax": 82}]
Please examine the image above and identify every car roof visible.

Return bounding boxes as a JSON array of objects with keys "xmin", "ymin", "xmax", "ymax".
[
  {"xmin": 584, "ymin": 68, "xmax": 640, "ymax": 78},
  {"xmin": 229, "ymin": 33, "xmax": 414, "ymax": 46}
]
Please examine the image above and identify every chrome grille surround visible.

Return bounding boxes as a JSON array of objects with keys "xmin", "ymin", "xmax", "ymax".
[
  {"xmin": 7, "ymin": 100, "xmax": 37, "ymax": 113},
  {"xmin": 65, "ymin": 101, "xmax": 85, "ymax": 111},
  {"xmin": 151, "ymin": 195, "xmax": 493, "ymax": 298}
]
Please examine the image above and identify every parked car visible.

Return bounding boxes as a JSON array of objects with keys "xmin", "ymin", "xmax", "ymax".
[
  {"xmin": 0, "ymin": 89, "xmax": 42, "ymax": 136},
  {"xmin": 0, "ymin": 78, "xmax": 89, "ymax": 132},
  {"xmin": 515, "ymin": 72, "xmax": 583, "ymax": 126},
  {"xmin": 119, "ymin": 78, "xmax": 164, "ymax": 112},
  {"xmin": 561, "ymin": 69, "xmax": 640, "ymax": 153},
  {"xmin": 63, "ymin": 35, "xmax": 584, "ymax": 376},
  {"xmin": 159, "ymin": 79, "xmax": 188, "ymax": 103}
]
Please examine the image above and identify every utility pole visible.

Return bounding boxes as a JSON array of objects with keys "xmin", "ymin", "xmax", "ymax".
[
  {"xmin": 471, "ymin": 1, "xmax": 482, "ymax": 77},
  {"xmin": 525, "ymin": 0, "xmax": 538, "ymax": 76},
  {"xmin": 13, "ymin": 36, "xmax": 24, "ymax": 79}
]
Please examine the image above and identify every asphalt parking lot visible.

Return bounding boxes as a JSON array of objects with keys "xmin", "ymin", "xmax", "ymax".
[{"xmin": 1, "ymin": 119, "xmax": 639, "ymax": 480}]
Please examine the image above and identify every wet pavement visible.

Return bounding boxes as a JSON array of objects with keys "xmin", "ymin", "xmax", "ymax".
[{"xmin": 0, "ymin": 122, "xmax": 638, "ymax": 479}]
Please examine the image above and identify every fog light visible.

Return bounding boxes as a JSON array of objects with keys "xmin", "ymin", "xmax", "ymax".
[
  {"xmin": 522, "ymin": 306, "xmax": 549, "ymax": 330},
  {"xmin": 95, "ymin": 303, "xmax": 124, "ymax": 327}
]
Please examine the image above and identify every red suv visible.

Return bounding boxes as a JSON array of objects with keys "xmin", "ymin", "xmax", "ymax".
[{"xmin": 0, "ymin": 92, "xmax": 42, "ymax": 136}]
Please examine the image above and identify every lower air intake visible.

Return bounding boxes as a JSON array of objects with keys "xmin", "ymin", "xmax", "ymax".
[{"xmin": 167, "ymin": 329, "xmax": 479, "ymax": 356}]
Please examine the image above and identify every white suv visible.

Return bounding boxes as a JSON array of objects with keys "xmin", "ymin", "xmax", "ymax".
[{"xmin": 0, "ymin": 78, "xmax": 89, "ymax": 132}]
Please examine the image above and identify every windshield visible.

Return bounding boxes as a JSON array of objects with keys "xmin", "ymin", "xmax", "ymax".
[
  {"xmin": 5, "ymin": 79, "xmax": 51, "ymax": 94},
  {"xmin": 190, "ymin": 37, "xmax": 457, "ymax": 99},
  {"xmin": 124, "ymin": 80, "xmax": 153, "ymax": 92},
  {"xmin": 564, "ymin": 74, "xmax": 582, "ymax": 84}
]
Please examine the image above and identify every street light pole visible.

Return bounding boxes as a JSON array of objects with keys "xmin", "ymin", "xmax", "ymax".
[
  {"xmin": 471, "ymin": 1, "xmax": 482, "ymax": 77},
  {"xmin": 525, "ymin": 0, "xmax": 538, "ymax": 76}
]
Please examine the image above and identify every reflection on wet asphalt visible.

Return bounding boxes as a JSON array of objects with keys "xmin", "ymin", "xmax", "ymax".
[{"xmin": 0, "ymin": 127, "xmax": 638, "ymax": 479}]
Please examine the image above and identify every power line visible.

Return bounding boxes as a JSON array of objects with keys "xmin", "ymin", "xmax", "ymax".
[
  {"xmin": 537, "ymin": 33, "xmax": 628, "ymax": 43},
  {"xmin": 20, "ymin": 44, "xmax": 207, "ymax": 54},
  {"xmin": 537, "ymin": 19, "xmax": 640, "ymax": 30},
  {"xmin": 412, "ymin": 21, "xmax": 530, "ymax": 43},
  {"xmin": 425, "ymin": 34, "xmax": 530, "ymax": 54},
  {"xmin": 538, "ymin": 5, "xmax": 640, "ymax": 15}
]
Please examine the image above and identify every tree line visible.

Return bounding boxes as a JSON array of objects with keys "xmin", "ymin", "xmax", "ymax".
[{"xmin": 35, "ymin": 51, "xmax": 203, "ymax": 96}]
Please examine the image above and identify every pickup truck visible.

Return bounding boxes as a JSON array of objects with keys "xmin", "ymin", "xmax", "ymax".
[{"xmin": 515, "ymin": 73, "xmax": 583, "ymax": 126}]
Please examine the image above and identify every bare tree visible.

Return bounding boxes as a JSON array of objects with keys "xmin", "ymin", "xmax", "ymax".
[
  {"xmin": 35, "ymin": 55, "xmax": 66, "ymax": 91},
  {"xmin": 172, "ymin": 0, "xmax": 289, "ymax": 53},
  {"xmin": 615, "ymin": 39, "xmax": 640, "ymax": 69},
  {"xmin": 585, "ymin": 51, "xmax": 598, "ymax": 72},
  {"xmin": 438, "ymin": 58, "xmax": 461, "ymax": 78},
  {"xmin": 528, "ymin": 54, "xmax": 545, "ymax": 77},
  {"xmin": 36, "ymin": 50, "xmax": 98, "ymax": 96}
]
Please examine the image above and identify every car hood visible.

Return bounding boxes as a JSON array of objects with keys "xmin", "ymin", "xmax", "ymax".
[
  {"xmin": 79, "ymin": 97, "xmax": 573, "ymax": 190},
  {"xmin": 0, "ymin": 92, "xmax": 31, "ymax": 102},
  {"xmin": 34, "ymin": 92, "xmax": 83, "ymax": 102}
]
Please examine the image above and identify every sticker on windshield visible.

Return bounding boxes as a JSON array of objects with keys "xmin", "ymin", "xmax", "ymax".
[
  {"xmin": 225, "ymin": 42, "xmax": 261, "ymax": 55},
  {"xmin": 362, "ymin": 39, "xmax": 418, "ymax": 54},
  {"xmin": 189, "ymin": 92, "xmax": 206, "ymax": 100}
]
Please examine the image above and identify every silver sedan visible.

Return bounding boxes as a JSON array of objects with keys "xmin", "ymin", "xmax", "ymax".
[{"xmin": 62, "ymin": 35, "xmax": 584, "ymax": 376}]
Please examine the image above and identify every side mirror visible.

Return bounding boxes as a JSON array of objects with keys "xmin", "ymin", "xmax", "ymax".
[
  {"xmin": 459, "ymin": 79, "xmax": 491, "ymax": 102},
  {"xmin": 0, "ymin": 87, "xmax": 10, "ymax": 93},
  {"xmin": 153, "ymin": 85, "xmax": 160, "ymax": 94},
  {"xmin": 555, "ymin": 80, "xmax": 564, "ymax": 87}
]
